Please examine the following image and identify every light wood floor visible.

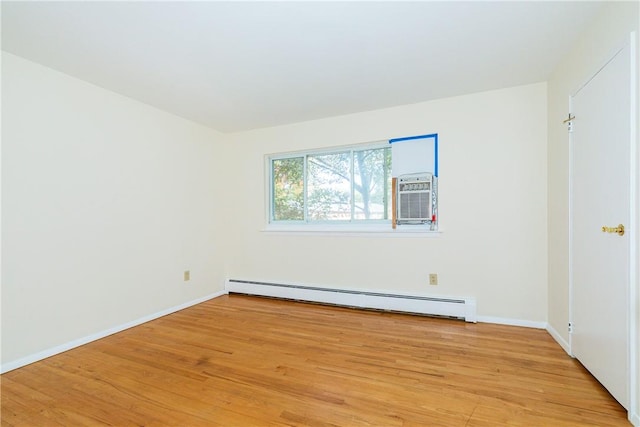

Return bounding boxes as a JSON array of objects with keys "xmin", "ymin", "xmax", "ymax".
[{"xmin": 2, "ymin": 294, "xmax": 629, "ymax": 426}]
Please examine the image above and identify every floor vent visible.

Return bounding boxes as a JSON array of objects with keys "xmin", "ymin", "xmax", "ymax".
[{"xmin": 225, "ymin": 279, "xmax": 476, "ymax": 322}]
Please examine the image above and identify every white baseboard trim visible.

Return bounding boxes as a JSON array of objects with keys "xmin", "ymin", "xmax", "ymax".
[
  {"xmin": 630, "ymin": 412, "xmax": 639, "ymax": 427},
  {"xmin": 475, "ymin": 315, "xmax": 546, "ymax": 329},
  {"xmin": 1, "ymin": 290, "xmax": 227, "ymax": 374},
  {"xmin": 546, "ymin": 323, "xmax": 571, "ymax": 355}
]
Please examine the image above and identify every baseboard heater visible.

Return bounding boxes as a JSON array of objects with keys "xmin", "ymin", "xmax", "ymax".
[{"xmin": 225, "ymin": 279, "xmax": 476, "ymax": 323}]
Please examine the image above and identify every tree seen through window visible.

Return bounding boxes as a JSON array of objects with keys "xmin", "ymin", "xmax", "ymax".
[{"xmin": 271, "ymin": 146, "xmax": 391, "ymax": 222}]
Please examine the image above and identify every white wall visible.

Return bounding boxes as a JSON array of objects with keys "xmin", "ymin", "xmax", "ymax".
[
  {"xmin": 1, "ymin": 53, "xmax": 230, "ymax": 367},
  {"xmin": 546, "ymin": 1, "xmax": 639, "ymax": 421},
  {"xmin": 226, "ymin": 82, "xmax": 548, "ymax": 324}
]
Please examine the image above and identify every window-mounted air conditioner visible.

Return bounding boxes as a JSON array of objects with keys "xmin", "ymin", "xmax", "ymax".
[{"xmin": 397, "ymin": 173, "xmax": 434, "ymax": 225}]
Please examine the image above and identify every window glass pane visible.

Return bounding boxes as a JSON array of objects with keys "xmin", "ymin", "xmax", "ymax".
[
  {"xmin": 353, "ymin": 147, "xmax": 391, "ymax": 220},
  {"xmin": 272, "ymin": 157, "xmax": 304, "ymax": 221},
  {"xmin": 307, "ymin": 152, "xmax": 351, "ymax": 220}
]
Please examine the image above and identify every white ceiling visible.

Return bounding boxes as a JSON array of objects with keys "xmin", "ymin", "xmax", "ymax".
[{"xmin": 2, "ymin": 1, "xmax": 605, "ymax": 133}]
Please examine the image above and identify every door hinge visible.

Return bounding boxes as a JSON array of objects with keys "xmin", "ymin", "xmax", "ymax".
[{"xmin": 568, "ymin": 322, "xmax": 573, "ymax": 333}]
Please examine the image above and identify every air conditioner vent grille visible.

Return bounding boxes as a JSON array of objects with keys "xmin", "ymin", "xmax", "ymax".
[{"xmin": 399, "ymin": 192, "xmax": 430, "ymax": 220}]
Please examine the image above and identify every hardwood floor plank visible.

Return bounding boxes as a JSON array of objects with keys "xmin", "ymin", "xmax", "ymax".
[{"xmin": 1, "ymin": 295, "xmax": 629, "ymax": 426}]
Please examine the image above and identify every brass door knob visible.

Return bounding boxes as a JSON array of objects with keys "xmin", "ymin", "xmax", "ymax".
[{"xmin": 601, "ymin": 224, "xmax": 625, "ymax": 236}]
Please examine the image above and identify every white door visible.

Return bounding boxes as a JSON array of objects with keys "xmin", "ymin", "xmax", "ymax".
[{"xmin": 571, "ymin": 41, "xmax": 632, "ymax": 409}]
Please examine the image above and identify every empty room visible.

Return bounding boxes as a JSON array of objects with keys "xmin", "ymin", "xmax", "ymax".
[{"xmin": 2, "ymin": 1, "xmax": 639, "ymax": 426}]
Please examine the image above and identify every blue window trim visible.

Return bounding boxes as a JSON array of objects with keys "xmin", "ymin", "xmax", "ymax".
[{"xmin": 388, "ymin": 133, "xmax": 438, "ymax": 177}]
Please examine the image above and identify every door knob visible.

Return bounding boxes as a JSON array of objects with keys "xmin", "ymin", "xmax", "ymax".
[{"xmin": 601, "ymin": 224, "xmax": 625, "ymax": 236}]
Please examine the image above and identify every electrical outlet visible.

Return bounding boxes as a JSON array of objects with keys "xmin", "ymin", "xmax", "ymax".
[
  {"xmin": 184, "ymin": 270, "xmax": 190, "ymax": 282},
  {"xmin": 429, "ymin": 273, "xmax": 438, "ymax": 286}
]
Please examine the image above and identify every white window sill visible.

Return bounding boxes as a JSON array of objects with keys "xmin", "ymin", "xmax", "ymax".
[{"xmin": 262, "ymin": 223, "xmax": 442, "ymax": 237}]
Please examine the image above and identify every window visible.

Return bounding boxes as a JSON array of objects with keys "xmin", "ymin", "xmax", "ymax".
[{"xmin": 270, "ymin": 144, "xmax": 392, "ymax": 223}]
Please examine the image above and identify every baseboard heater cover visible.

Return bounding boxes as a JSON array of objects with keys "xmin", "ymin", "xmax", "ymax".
[{"xmin": 225, "ymin": 279, "xmax": 476, "ymax": 322}]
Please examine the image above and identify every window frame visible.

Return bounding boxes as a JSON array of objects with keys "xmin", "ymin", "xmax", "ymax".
[{"xmin": 267, "ymin": 141, "xmax": 392, "ymax": 226}]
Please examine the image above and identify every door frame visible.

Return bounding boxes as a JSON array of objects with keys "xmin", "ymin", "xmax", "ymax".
[{"xmin": 568, "ymin": 31, "xmax": 638, "ymax": 420}]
